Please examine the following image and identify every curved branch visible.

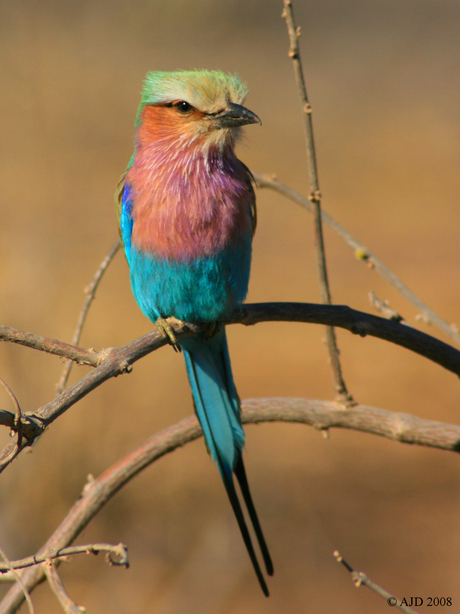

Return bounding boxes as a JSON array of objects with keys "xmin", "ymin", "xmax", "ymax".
[
  {"xmin": 2, "ymin": 303, "xmax": 460, "ymax": 378},
  {"xmin": 1, "ymin": 302, "xmax": 460, "ymax": 470},
  {"xmin": 1, "ymin": 397, "xmax": 459, "ymax": 612}
]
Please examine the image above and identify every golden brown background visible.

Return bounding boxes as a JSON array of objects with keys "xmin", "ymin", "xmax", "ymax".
[{"xmin": 1, "ymin": 0, "xmax": 460, "ymax": 612}]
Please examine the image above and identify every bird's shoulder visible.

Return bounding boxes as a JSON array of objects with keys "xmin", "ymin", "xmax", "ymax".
[{"xmin": 115, "ymin": 171, "xmax": 132, "ymax": 253}]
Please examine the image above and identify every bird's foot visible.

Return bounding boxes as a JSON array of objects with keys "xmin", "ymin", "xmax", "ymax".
[
  {"xmin": 202, "ymin": 321, "xmax": 223, "ymax": 340},
  {"xmin": 155, "ymin": 317, "xmax": 183, "ymax": 353}
]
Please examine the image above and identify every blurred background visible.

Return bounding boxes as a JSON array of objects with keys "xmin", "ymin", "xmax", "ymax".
[{"xmin": 1, "ymin": 0, "xmax": 460, "ymax": 611}]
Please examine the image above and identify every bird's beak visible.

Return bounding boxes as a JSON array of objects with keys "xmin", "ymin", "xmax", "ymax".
[{"xmin": 207, "ymin": 102, "xmax": 261, "ymax": 130}]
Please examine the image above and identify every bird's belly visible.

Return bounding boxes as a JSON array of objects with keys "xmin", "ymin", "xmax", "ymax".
[{"xmin": 129, "ymin": 236, "xmax": 251, "ymax": 323}]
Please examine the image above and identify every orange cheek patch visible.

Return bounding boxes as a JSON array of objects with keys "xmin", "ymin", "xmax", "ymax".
[{"xmin": 139, "ymin": 105, "xmax": 207, "ymax": 145}]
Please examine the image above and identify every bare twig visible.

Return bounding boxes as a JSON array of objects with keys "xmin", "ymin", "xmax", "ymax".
[
  {"xmin": 56, "ymin": 241, "xmax": 120, "ymax": 395},
  {"xmin": 242, "ymin": 398, "xmax": 460, "ymax": 452},
  {"xmin": 0, "ymin": 326, "xmax": 98, "ymax": 366},
  {"xmin": 282, "ymin": 0, "xmax": 352, "ymax": 403},
  {"xmin": 0, "ymin": 546, "xmax": 34, "ymax": 614},
  {"xmin": 368, "ymin": 291, "xmax": 405, "ymax": 323},
  {"xmin": 254, "ymin": 173, "xmax": 460, "ymax": 346},
  {"xmin": 0, "ymin": 543, "xmax": 128, "ymax": 574},
  {"xmin": 44, "ymin": 565, "xmax": 84, "ymax": 614},
  {"xmin": 334, "ymin": 551, "xmax": 420, "ymax": 613},
  {"xmin": 1, "ymin": 301, "xmax": 460, "ymax": 471},
  {"xmin": 0, "ymin": 377, "xmax": 23, "ymax": 465},
  {"xmin": 1, "ymin": 399, "xmax": 459, "ymax": 612}
]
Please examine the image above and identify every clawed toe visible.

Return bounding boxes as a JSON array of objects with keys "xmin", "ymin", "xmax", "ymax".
[{"xmin": 155, "ymin": 317, "xmax": 182, "ymax": 352}]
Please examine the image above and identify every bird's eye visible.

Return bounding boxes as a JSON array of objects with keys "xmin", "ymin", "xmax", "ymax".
[{"xmin": 174, "ymin": 101, "xmax": 192, "ymax": 114}]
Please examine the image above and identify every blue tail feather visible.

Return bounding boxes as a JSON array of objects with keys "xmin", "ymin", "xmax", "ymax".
[{"xmin": 181, "ymin": 328, "xmax": 272, "ymax": 595}]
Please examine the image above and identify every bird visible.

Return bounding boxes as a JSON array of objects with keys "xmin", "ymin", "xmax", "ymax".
[{"xmin": 116, "ymin": 70, "xmax": 273, "ymax": 595}]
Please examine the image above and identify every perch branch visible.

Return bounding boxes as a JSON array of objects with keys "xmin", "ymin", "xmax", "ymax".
[
  {"xmin": 1, "ymin": 398, "xmax": 459, "ymax": 612},
  {"xmin": 1, "ymin": 302, "xmax": 460, "ymax": 471},
  {"xmin": 253, "ymin": 173, "xmax": 460, "ymax": 346},
  {"xmin": 282, "ymin": 0, "xmax": 352, "ymax": 403}
]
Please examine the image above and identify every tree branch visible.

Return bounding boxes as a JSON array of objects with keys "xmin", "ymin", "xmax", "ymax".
[
  {"xmin": 1, "ymin": 397, "xmax": 459, "ymax": 612},
  {"xmin": 0, "ymin": 543, "xmax": 128, "ymax": 575},
  {"xmin": 1, "ymin": 302, "xmax": 460, "ymax": 470},
  {"xmin": 0, "ymin": 326, "xmax": 98, "ymax": 367}
]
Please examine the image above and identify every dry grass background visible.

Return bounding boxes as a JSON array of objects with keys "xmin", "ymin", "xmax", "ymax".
[{"xmin": 1, "ymin": 0, "xmax": 460, "ymax": 612}]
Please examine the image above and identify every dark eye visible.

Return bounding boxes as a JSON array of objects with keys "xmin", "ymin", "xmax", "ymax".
[{"xmin": 174, "ymin": 101, "xmax": 192, "ymax": 114}]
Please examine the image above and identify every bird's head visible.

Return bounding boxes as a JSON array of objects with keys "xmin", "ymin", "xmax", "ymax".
[{"xmin": 135, "ymin": 70, "xmax": 261, "ymax": 153}]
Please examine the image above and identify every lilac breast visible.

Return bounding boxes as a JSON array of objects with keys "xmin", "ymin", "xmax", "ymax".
[{"xmin": 127, "ymin": 144, "xmax": 253, "ymax": 262}]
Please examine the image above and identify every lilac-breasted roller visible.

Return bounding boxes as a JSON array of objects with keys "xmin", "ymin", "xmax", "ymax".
[{"xmin": 116, "ymin": 70, "xmax": 273, "ymax": 595}]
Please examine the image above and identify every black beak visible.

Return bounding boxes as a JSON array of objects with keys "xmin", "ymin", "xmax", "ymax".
[{"xmin": 207, "ymin": 102, "xmax": 261, "ymax": 129}]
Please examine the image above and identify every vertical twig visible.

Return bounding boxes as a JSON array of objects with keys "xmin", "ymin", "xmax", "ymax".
[
  {"xmin": 56, "ymin": 241, "xmax": 120, "ymax": 395},
  {"xmin": 282, "ymin": 0, "xmax": 353, "ymax": 404}
]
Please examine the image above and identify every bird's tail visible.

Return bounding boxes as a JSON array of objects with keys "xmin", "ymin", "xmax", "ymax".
[{"xmin": 181, "ymin": 328, "xmax": 273, "ymax": 596}]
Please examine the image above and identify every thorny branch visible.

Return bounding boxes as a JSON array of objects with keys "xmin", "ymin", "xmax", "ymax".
[
  {"xmin": 2, "ymin": 398, "xmax": 460, "ymax": 612},
  {"xmin": 282, "ymin": 0, "xmax": 352, "ymax": 403}
]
